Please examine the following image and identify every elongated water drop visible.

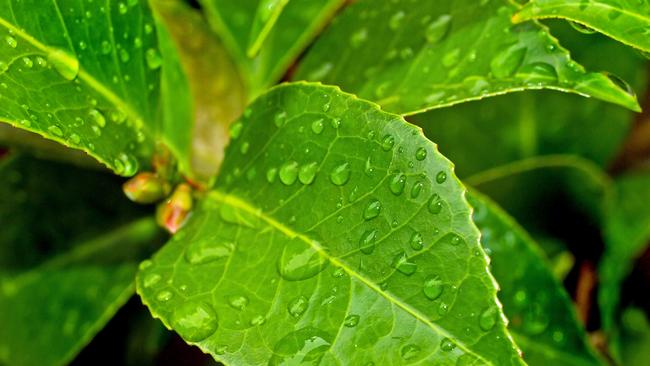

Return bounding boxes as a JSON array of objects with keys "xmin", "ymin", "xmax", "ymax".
[
  {"xmin": 440, "ymin": 338, "xmax": 456, "ymax": 352},
  {"xmin": 425, "ymin": 14, "xmax": 452, "ymax": 43},
  {"xmin": 490, "ymin": 46, "xmax": 527, "ymax": 78},
  {"xmin": 344, "ymin": 314, "xmax": 360, "ymax": 327},
  {"xmin": 363, "ymin": 200, "xmax": 381, "ymax": 220},
  {"xmin": 185, "ymin": 240, "xmax": 234, "ymax": 265},
  {"xmin": 400, "ymin": 344, "xmax": 421, "ymax": 360},
  {"xmin": 479, "ymin": 306, "xmax": 498, "ymax": 331},
  {"xmin": 278, "ymin": 239, "xmax": 328, "ymax": 281},
  {"xmin": 359, "ymin": 229, "xmax": 378, "ymax": 254},
  {"xmin": 145, "ymin": 49, "xmax": 162, "ymax": 69},
  {"xmin": 330, "ymin": 162, "xmax": 351, "ymax": 186},
  {"xmin": 392, "ymin": 251, "xmax": 417, "ymax": 275},
  {"xmin": 171, "ymin": 302, "xmax": 219, "ymax": 342},
  {"xmin": 48, "ymin": 48, "xmax": 80, "ymax": 80},
  {"xmin": 389, "ymin": 173, "xmax": 406, "ymax": 195}
]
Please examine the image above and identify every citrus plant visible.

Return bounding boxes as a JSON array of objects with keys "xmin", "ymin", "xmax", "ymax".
[{"xmin": 1, "ymin": 0, "xmax": 649, "ymax": 365}]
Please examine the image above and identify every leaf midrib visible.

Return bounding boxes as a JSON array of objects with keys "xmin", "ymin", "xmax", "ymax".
[
  {"xmin": 207, "ymin": 189, "xmax": 492, "ymax": 365},
  {"xmin": 0, "ymin": 16, "xmax": 148, "ymax": 135}
]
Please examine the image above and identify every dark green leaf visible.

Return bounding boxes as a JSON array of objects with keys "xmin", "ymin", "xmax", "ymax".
[
  {"xmin": 515, "ymin": 0, "xmax": 650, "ymax": 53},
  {"xmin": 616, "ymin": 308, "xmax": 650, "ymax": 366},
  {"xmin": 295, "ymin": 0, "xmax": 640, "ymax": 114},
  {"xmin": 137, "ymin": 83, "xmax": 525, "ymax": 365},
  {"xmin": 469, "ymin": 192, "xmax": 604, "ymax": 366},
  {"xmin": 199, "ymin": 0, "xmax": 344, "ymax": 95},
  {"xmin": 599, "ymin": 172, "xmax": 650, "ymax": 331}
]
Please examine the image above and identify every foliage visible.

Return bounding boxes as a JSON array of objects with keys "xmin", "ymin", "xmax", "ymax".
[{"xmin": 1, "ymin": 0, "xmax": 649, "ymax": 365}]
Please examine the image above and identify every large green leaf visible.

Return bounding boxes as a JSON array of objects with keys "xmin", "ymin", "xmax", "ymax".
[
  {"xmin": 294, "ymin": 0, "xmax": 640, "ymax": 114},
  {"xmin": 137, "ymin": 83, "xmax": 525, "ymax": 365},
  {"xmin": 469, "ymin": 192, "xmax": 604, "ymax": 366},
  {"xmin": 0, "ymin": 0, "xmax": 177, "ymax": 175},
  {"xmin": 0, "ymin": 154, "xmax": 163, "ymax": 366},
  {"xmin": 515, "ymin": 0, "xmax": 650, "ymax": 53},
  {"xmin": 199, "ymin": 0, "xmax": 343, "ymax": 95},
  {"xmin": 599, "ymin": 172, "xmax": 650, "ymax": 332}
]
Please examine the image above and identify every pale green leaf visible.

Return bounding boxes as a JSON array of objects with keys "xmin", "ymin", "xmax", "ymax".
[
  {"xmin": 137, "ymin": 83, "xmax": 525, "ymax": 365},
  {"xmin": 294, "ymin": 0, "xmax": 640, "ymax": 114},
  {"xmin": 469, "ymin": 192, "xmax": 604, "ymax": 366},
  {"xmin": 515, "ymin": 0, "xmax": 650, "ymax": 53}
]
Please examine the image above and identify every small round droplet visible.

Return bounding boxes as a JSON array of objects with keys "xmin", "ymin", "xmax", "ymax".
[
  {"xmin": 479, "ymin": 306, "xmax": 498, "ymax": 331},
  {"xmin": 440, "ymin": 338, "xmax": 456, "ymax": 352},
  {"xmin": 266, "ymin": 167, "xmax": 277, "ymax": 183},
  {"xmin": 311, "ymin": 119, "xmax": 324, "ymax": 134},
  {"xmin": 389, "ymin": 173, "xmax": 406, "ymax": 195},
  {"xmin": 170, "ymin": 302, "xmax": 219, "ymax": 342},
  {"xmin": 411, "ymin": 181, "xmax": 423, "ymax": 198},
  {"xmin": 423, "ymin": 276, "xmax": 443, "ymax": 300},
  {"xmin": 240, "ymin": 141, "xmax": 250, "ymax": 154},
  {"xmin": 415, "ymin": 148, "xmax": 427, "ymax": 161},
  {"xmin": 288, "ymin": 295, "xmax": 308, "ymax": 318},
  {"xmin": 279, "ymin": 161, "xmax": 299, "ymax": 185},
  {"xmin": 343, "ymin": 314, "xmax": 360, "ymax": 327},
  {"xmin": 143, "ymin": 273, "xmax": 161, "ymax": 288},
  {"xmin": 381, "ymin": 135, "xmax": 395, "ymax": 151},
  {"xmin": 156, "ymin": 290, "xmax": 173, "ymax": 302},
  {"xmin": 363, "ymin": 199, "xmax": 382, "ymax": 220},
  {"xmin": 428, "ymin": 194, "xmax": 443, "ymax": 214},
  {"xmin": 330, "ymin": 162, "xmax": 351, "ymax": 186},
  {"xmin": 145, "ymin": 49, "xmax": 162, "ymax": 69},
  {"xmin": 436, "ymin": 171, "xmax": 447, "ymax": 184},
  {"xmin": 89, "ymin": 109, "xmax": 106, "ymax": 128},
  {"xmin": 299, "ymin": 162, "xmax": 318, "ymax": 185},
  {"xmin": 230, "ymin": 121, "xmax": 243, "ymax": 139},
  {"xmin": 5, "ymin": 35, "xmax": 17, "ymax": 48},
  {"xmin": 409, "ymin": 232, "xmax": 424, "ymax": 250}
]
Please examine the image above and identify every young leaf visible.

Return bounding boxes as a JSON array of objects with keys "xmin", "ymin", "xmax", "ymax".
[
  {"xmin": 0, "ymin": 155, "xmax": 162, "ymax": 366},
  {"xmin": 0, "ymin": 0, "xmax": 176, "ymax": 175},
  {"xmin": 469, "ymin": 192, "xmax": 604, "ymax": 366},
  {"xmin": 294, "ymin": 0, "xmax": 640, "ymax": 114},
  {"xmin": 137, "ymin": 83, "xmax": 525, "ymax": 365},
  {"xmin": 199, "ymin": 0, "xmax": 344, "ymax": 94},
  {"xmin": 514, "ymin": 0, "xmax": 650, "ymax": 53},
  {"xmin": 599, "ymin": 173, "xmax": 650, "ymax": 332}
]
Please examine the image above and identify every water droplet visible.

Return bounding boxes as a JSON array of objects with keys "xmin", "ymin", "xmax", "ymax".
[
  {"xmin": 22, "ymin": 57, "xmax": 33, "ymax": 68},
  {"xmin": 344, "ymin": 314, "xmax": 360, "ymax": 327},
  {"xmin": 279, "ymin": 161, "xmax": 299, "ymax": 185},
  {"xmin": 364, "ymin": 157, "xmax": 374, "ymax": 176},
  {"xmin": 389, "ymin": 173, "xmax": 406, "ymax": 195},
  {"xmin": 278, "ymin": 239, "xmax": 328, "ymax": 281},
  {"xmin": 522, "ymin": 303, "xmax": 550, "ymax": 335},
  {"xmin": 170, "ymin": 302, "xmax": 219, "ymax": 342},
  {"xmin": 298, "ymin": 162, "xmax": 318, "ymax": 185},
  {"xmin": 490, "ymin": 46, "xmax": 527, "ymax": 78},
  {"xmin": 552, "ymin": 330, "xmax": 565, "ymax": 344},
  {"xmin": 440, "ymin": 338, "xmax": 456, "ymax": 352},
  {"xmin": 423, "ymin": 276, "xmax": 443, "ymax": 300},
  {"xmin": 442, "ymin": 48, "xmax": 461, "ymax": 67},
  {"xmin": 185, "ymin": 239, "xmax": 233, "ymax": 265},
  {"xmin": 389, "ymin": 11, "xmax": 405, "ymax": 30},
  {"xmin": 266, "ymin": 167, "xmax": 277, "ymax": 183},
  {"xmin": 438, "ymin": 302, "xmax": 449, "ymax": 315},
  {"xmin": 69, "ymin": 133, "xmax": 81, "ymax": 144},
  {"xmin": 409, "ymin": 232, "xmax": 424, "ymax": 250},
  {"xmin": 240, "ymin": 141, "xmax": 250, "ymax": 154},
  {"xmin": 436, "ymin": 171, "xmax": 447, "ymax": 184},
  {"xmin": 411, "ymin": 181, "xmax": 423, "ymax": 198},
  {"xmin": 143, "ymin": 273, "xmax": 161, "ymax": 288},
  {"xmin": 156, "ymin": 290, "xmax": 173, "ymax": 302},
  {"xmin": 350, "ymin": 28, "xmax": 368, "ymax": 47},
  {"xmin": 400, "ymin": 344, "xmax": 421, "ymax": 360},
  {"xmin": 288, "ymin": 296, "xmax": 308, "ymax": 318},
  {"xmin": 392, "ymin": 251, "xmax": 417, "ymax": 275},
  {"xmin": 145, "ymin": 48, "xmax": 162, "ymax": 69},
  {"xmin": 425, "ymin": 14, "xmax": 452, "ymax": 43},
  {"xmin": 330, "ymin": 162, "xmax": 351, "ymax": 186},
  {"xmin": 381, "ymin": 135, "xmax": 395, "ymax": 151},
  {"xmin": 311, "ymin": 119, "xmax": 324, "ymax": 134},
  {"xmin": 359, "ymin": 229, "xmax": 378, "ymax": 254},
  {"xmin": 251, "ymin": 315, "xmax": 266, "ymax": 326},
  {"xmin": 47, "ymin": 48, "xmax": 80, "ymax": 80},
  {"xmin": 101, "ymin": 40, "xmax": 112, "ymax": 54},
  {"xmin": 602, "ymin": 72, "xmax": 636, "ymax": 97},
  {"xmin": 428, "ymin": 194, "xmax": 443, "ymax": 214},
  {"xmin": 230, "ymin": 121, "xmax": 243, "ymax": 139},
  {"xmin": 363, "ymin": 199, "xmax": 381, "ymax": 220},
  {"xmin": 47, "ymin": 125, "xmax": 63, "ymax": 137},
  {"xmin": 479, "ymin": 306, "xmax": 498, "ymax": 331},
  {"xmin": 273, "ymin": 111, "xmax": 287, "ymax": 127},
  {"xmin": 119, "ymin": 48, "xmax": 130, "ymax": 63},
  {"xmin": 5, "ymin": 35, "xmax": 17, "ymax": 48},
  {"xmin": 415, "ymin": 147, "xmax": 427, "ymax": 161},
  {"xmin": 228, "ymin": 295, "xmax": 249, "ymax": 310},
  {"xmin": 269, "ymin": 327, "xmax": 332, "ymax": 365},
  {"xmin": 518, "ymin": 62, "xmax": 558, "ymax": 83},
  {"xmin": 89, "ymin": 109, "xmax": 106, "ymax": 128}
]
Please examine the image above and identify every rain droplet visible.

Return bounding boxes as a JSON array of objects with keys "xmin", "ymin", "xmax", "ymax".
[
  {"xmin": 479, "ymin": 306, "xmax": 498, "ymax": 331},
  {"xmin": 311, "ymin": 119, "xmax": 324, "ymax": 134},
  {"xmin": 228, "ymin": 295, "xmax": 249, "ymax": 310},
  {"xmin": 363, "ymin": 199, "xmax": 381, "ymax": 220},
  {"xmin": 330, "ymin": 162, "xmax": 351, "ymax": 186},
  {"xmin": 415, "ymin": 147, "xmax": 427, "ymax": 161},
  {"xmin": 279, "ymin": 161, "xmax": 299, "ymax": 185},
  {"xmin": 22, "ymin": 57, "xmax": 33, "ymax": 68},
  {"xmin": 400, "ymin": 344, "xmax": 421, "ymax": 360},
  {"xmin": 89, "ymin": 109, "xmax": 106, "ymax": 128},
  {"xmin": 392, "ymin": 251, "xmax": 417, "ymax": 275},
  {"xmin": 490, "ymin": 46, "xmax": 527, "ymax": 78},
  {"xmin": 440, "ymin": 338, "xmax": 456, "ymax": 352},
  {"xmin": 145, "ymin": 48, "xmax": 162, "ymax": 69},
  {"xmin": 423, "ymin": 276, "xmax": 443, "ymax": 300},
  {"xmin": 69, "ymin": 133, "xmax": 81, "ymax": 144},
  {"xmin": 425, "ymin": 14, "xmax": 452, "ymax": 43},
  {"xmin": 143, "ymin": 273, "xmax": 161, "ymax": 288},
  {"xmin": 409, "ymin": 232, "xmax": 424, "ymax": 250},
  {"xmin": 266, "ymin": 167, "xmax": 277, "ymax": 183},
  {"xmin": 278, "ymin": 239, "xmax": 328, "ymax": 281},
  {"xmin": 350, "ymin": 28, "xmax": 368, "ymax": 47},
  {"xmin": 389, "ymin": 11, "xmax": 405, "ymax": 30},
  {"xmin": 185, "ymin": 240, "xmax": 233, "ymax": 265},
  {"xmin": 436, "ymin": 171, "xmax": 447, "ymax": 184},
  {"xmin": 48, "ymin": 125, "xmax": 63, "ymax": 137},
  {"xmin": 230, "ymin": 121, "xmax": 243, "ymax": 139},
  {"xmin": 269, "ymin": 327, "xmax": 332, "ymax": 365},
  {"xmin": 359, "ymin": 229, "xmax": 378, "ymax": 254},
  {"xmin": 288, "ymin": 295, "xmax": 309, "ymax": 318},
  {"xmin": 411, "ymin": 181, "xmax": 423, "ymax": 198},
  {"xmin": 299, "ymin": 162, "xmax": 318, "ymax": 185},
  {"xmin": 344, "ymin": 314, "xmax": 360, "ymax": 327},
  {"xmin": 389, "ymin": 173, "xmax": 406, "ymax": 195},
  {"xmin": 156, "ymin": 290, "xmax": 173, "ymax": 302},
  {"xmin": 274, "ymin": 111, "xmax": 287, "ymax": 127},
  {"xmin": 240, "ymin": 141, "xmax": 250, "ymax": 154},
  {"xmin": 46, "ymin": 48, "xmax": 80, "ymax": 80},
  {"xmin": 170, "ymin": 302, "xmax": 219, "ymax": 342},
  {"xmin": 250, "ymin": 315, "xmax": 266, "ymax": 326},
  {"xmin": 5, "ymin": 35, "xmax": 17, "ymax": 48},
  {"xmin": 381, "ymin": 135, "xmax": 395, "ymax": 151}
]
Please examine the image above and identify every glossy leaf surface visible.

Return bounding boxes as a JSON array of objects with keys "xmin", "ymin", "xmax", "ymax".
[
  {"xmin": 0, "ymin": 155, "xmax": 161, "ymax": 366},
  {"xmin": 199, "ymin": 0, "xmax": 343, "ymax": 94},
  {"xmin": 470, "ymin": 192, "xmax": 604, "ymax": 366},
  {"xmin": 599, "ymin": 172, "xmax": 650, "ymax": 331},
  {"xmin": 515, "ymin": 0, "xmax": 650, "ymax": 52},
  {"xmin": 0, "ymin": 0, "xmax": 176, "ymax": 175},
  {"xmin": 295, "ymin": 0, "xmax": 640, "ymax": 114},
  {"xmin": 137, "ymin": 83, "xmax": 524, "ymax": 365}
]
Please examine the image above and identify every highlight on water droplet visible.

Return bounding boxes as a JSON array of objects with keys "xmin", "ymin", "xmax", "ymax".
[
  {"xmin": 170, "ymin": 301, "xmax": 219, "ymax": 342},
  {"xmin": 409, "ymin": 232, "xmax": 424, "ymax": 250}
]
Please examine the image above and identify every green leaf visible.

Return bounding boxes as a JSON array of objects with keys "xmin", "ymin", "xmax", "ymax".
[
  {"xmin": 616, "ymin": 308, "xmax": 650, "ymax": 366},
  {"xmin": 599, "ymin": 172, "xmax": 650, "ymax": 332},
  {"xmin": 151, "ymin": 0, "xmax": 246, "ymax": 179},
  {"xmin": 0, "ymin": 0, "xmax": 179, "ymax": 175},
  {"xmin": 137, "ymin": 83, "xmax": 525, "ymax": 365},
  {"xmin": 294, "ymin": 0, "xmax": 640, "ymax": 114},
  {"xmin": 469, "ymin": 191, "xmax": 604, "ymax": 366},
  {"xmin": 199, "ymin": 0, "xmax": 344, "ymax": 94},
  {"xmin": 0, "ymin": 155, "xmax": 162, "ymax": 366},
  {"xmin": 514, "ymin": 0, "xmax": 650, "ymax": 53}
]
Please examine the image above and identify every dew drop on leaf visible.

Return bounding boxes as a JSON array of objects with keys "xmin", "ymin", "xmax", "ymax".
[
  {"xmin": 392, "ymin": 251, "xmax": 417, "ymax": 275},
  {"xmin": 5, "ymin": 35, "xmax": 17, "ymax": 48},
  {"xmin": 279, "ymin": 161, "xmax": 299, "ymax": 185},
  {"xmin": 184, "ymin": 240, "xmax": 234, "ymax": 265},
  {"xmin": 400, "ymin": 344, "xmax": 421, "ymax": 360},
  {"xmin": 330, "ymin": 162, "xmax": 351, "ymax": 186},
  {"xmin": 428, "ymin": 194, "xmax": 443, "ymax": 214},
  {"xmin": 298, "ymin": 162, "xmax": 318, "ymax": 185},
  {"xmin": 415, "ymin": 147, "xmax": 427, "ymax": 161},
  {"xmin": 490, "ymin": 46, "xmax": 527, "ymax": 78},
  {"xmin": 47, "ymin": 125, "xmax": 63, "ymax": 137},
  {"xmin": 170, "ymin": 302, "xmax": 219, "ymax": 342},
  {"xmin": 381, "ymin": 134, "xmax": 395, "ymax": 151},
  {"xmin": 424, "ymin": 14, "xmax": 452, "ymax": 43},
  {"xmin": 411, "ymin": 181, "xmax": 423, "ymax": 198},
  {"xmin": 142, "ymin": 273, "xmax": 161, "ymax": 288},
  {"xmin": 479, "ymin": 306, "xmax": 498, "ymax": 331},
  {"xmin": 311, "ymin": 118, "xmax": 324, "ymax": 134},
  {"xmin": 359, "ymin": 229, "xmax": 378, "ymax": 254},
  {"xmin": 46, "ymin": 48, "xmax": 80, "ymax": 80},
  {"xmin": 278, "ymin": 239, "xmax": 328, "ymax": 281},
  {"xmin": 363, "ymin": 199, "xmax": 382, "ymax": 220},
  {"xmin": 145, "ymin": 48, "xmax": 162, "ymax": 69},
  {"xmin": 343, "ymin": 314, "xmax": 360, "ymax": 327},
  {"xmin": 409, "ymin": 232, "xmax": 424, "ymax": 250},
  {"xmin": 156, "ymin": 290, "xmax": 173, "ymax": 302},
  {"xmin": 228, "ymin": 295, "xmax": 249, "ymax": 310},
  {"xmin": 440, "ymin": 338, "xmax": 456, "ymax": 352},
  {"xmin": 269, "ymin": 327, "xmax": 332, "ymax": 365},
  {"xmin": 389, "ymin": 172, "xmax": 406, "ymax": 195},
  {"xmin": 423, "ymin": 275, "xmax": 443, "ymax": 300},
  {"xmin": 389, "ymin": 11, "xmax": 405, "ymax": 30},
  {"xmin": 287, "ymin": 295, "xmax": 308, "ymax": 318}
]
